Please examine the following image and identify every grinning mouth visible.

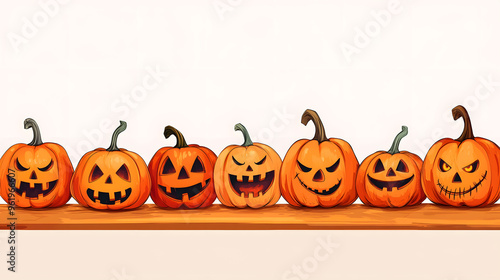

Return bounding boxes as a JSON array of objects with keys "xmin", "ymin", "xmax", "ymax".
[
  {"xmin": 229, "ymin": 171, "xmax": 275, "ymax": 198},
  {"xmin": 87, "ymin": 188, "xmax": 132, "ymax": 205},
  {"xmin": 12, "ymin": 177, "xmax": 58, "ymax": 198},
  {"xmin": 296, "ymin": 174, "xmax": 341, "ymax": 195},
  {"xmin": 437, "ymin": 171, "xmax": 487, "ymax": 199},
  {"xmin": 368, "ymin": 175, "xmax": 414, "ymax": 191},
  {"xmin": 159, "ymin": 179, "xmax": 211, "ymax": 201}
]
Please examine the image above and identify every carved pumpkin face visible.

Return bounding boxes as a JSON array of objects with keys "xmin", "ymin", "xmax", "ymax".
[
  {"xmin": 149, "ymin": 126, "xmax": 217, "ymax": 209},
  {"xmin": 214, "ymin": 124, "xmax": 281, "ymax": 208},
  {"xmin": 280, "ymin": 109, "xmax": 359, "ymax": 207},
  {"xmin": 356, "ymin": 126, "xmax": 425, "ymax": 207},
  {"xmin": 0, "ymin": 119, "xmax": 73, "ymax": 208},
  {"xmin": 422, "ymin": 106, "xmax": 500, "ymax": 207},
  {"xmin": 71, "ymin": 121, "xmax": 151, "ymax": 210}
]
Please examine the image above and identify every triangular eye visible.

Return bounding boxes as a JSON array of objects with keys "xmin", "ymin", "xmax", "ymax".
[
  {"xmin": 162, "ymin": 157, "xmax": 176, "ymax": 175},
  {"xmin": 89, "ymin": 165, "xmax": 104, "ymax": 182},
  {"xmin": 396, "ymin": 160, "xmax": 409, "ymax": 173},
  {"xmin": 374, "ymin": 159, "xmax": 385, "ymax": 173},
  {"xmin": 116, "ymin": 164, "xmax": 130, "ymax": 181},
  {"xmin": 191, "ymin": 157, "xmax": 205, "ymax": 173},
  {"xmin": 326, "ymin": 159, "xmax": 340, "ymax": 173}
]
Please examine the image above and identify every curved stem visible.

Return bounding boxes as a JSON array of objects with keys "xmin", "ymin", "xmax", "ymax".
[
  {"xmin": 107, "ymin": 121, "xmax": 127, "ymax": 151},
  {"xmin": 234, "ymin": 123, "xmax": 253, "ymax": 147},
  {"xmin": 164, "ymin": 126, "xmax": 188, "ymax": 148},
  {"xmin": 24, "ymin": 118, "xmax": 43, "ymax": 146},
  {"xmin": 301, "ymin": 109, "xmax": 328, "ymax": 142},
  {"xmin": 388, "ymin": 126, "xmax": 408, "ymax": 155},
  {"xmin": 452, "ymin": 105, "xmax": 474, "ymax": 141}
]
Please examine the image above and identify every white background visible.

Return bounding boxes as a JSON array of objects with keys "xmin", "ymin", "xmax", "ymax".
[{"xmin": 1, "ymin": 0, "xmax": 500, "ymax": 279}]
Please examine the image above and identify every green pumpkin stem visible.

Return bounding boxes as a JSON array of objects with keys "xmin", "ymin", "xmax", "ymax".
[
  {"xmin": 388, "ymin": 126, "xmax": 408, "ymax": 155},
  {"xmin": 452, "ymin": 105, "xmax": 474, "ymax": 142},
  {"xmin": 24, "ymin": 118, "xmax": 43, "ymax": 146},
  {"xmin": 234, "ymin": 123, "xmax": 253, "ymax": 147},
  {"xmin": 301, "ymin": 109, "xmax": 328, "ymax": 142},
  {"xmin": 107, "ymin": 121, "xmax": 127, "ymax": 151},
  {"xmin": 164, "ymin": 126, "xmax": 189, "ymax": 148}
]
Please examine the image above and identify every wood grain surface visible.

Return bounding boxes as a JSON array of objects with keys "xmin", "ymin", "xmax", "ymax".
[{"xmin": 1, "ymin": 204, "xmax": 500, "ymax": 230}]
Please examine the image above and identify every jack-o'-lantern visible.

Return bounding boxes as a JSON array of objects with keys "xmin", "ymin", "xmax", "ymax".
[
  {"xmin": 0, "ymin": 118, "xmax": 73, "ymax": 208},
  {"xmin": 70, "ymin": 121, "xmax": 151, "ymax": 210},
  {"xmin": 356, "ymin": 126, "xmax": 425, "ymax": 207},
  {"xmin": 422, "ymin": 105, "xmax": 500, "ymax": 207},
  {"xmin": 280, "ymin": 109, "xmax": 359, "ymax": 207},
  {"xmin": 214, "ymin": 123, "xmax": 281, "ymax": 208},
  {"xmin": 149, "ymin": 126, "xmax": 217, "ymax": 209}
]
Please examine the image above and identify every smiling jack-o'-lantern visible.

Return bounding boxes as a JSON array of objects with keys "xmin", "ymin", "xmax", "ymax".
[
  {"xmin": 280, "ymin": 109, "xmax": 359, "ymax": 207},
  {"xmin": 70, "ymin": 121, "xmax": 151, "ymax": 210},
  {"xmin": 422, "ymin": 105, "xmax": 500, "ymax": 207},
  {"xmin": 149, "ymin": 126, "xmax": 217, "ymax": 209},
  {"xmin": 356, "ymin": 126, "xmax": 425, "ymax": 207},
  {"xmin": 0, "ymin": 118, "xmax": 74, "ymax": 208},
  {"xmin": 214, "ymin": 123, "xmax": 281, "ymax": 208}
]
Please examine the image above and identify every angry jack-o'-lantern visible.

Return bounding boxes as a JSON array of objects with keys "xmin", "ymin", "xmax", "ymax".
[
  {"xmin": 280, "ymin": 109, "xmax": 359, "ymax": 207},
  {"xmin": 0, "ymin": 118, "xmax": 73, "ymax": 208},
  {"xmin": 422, "ymin": 105, "xmax": 500, "ymax": 207},
  {"xmin": 70, "ymin": 121, "xmax": 151, "ymax": 210},
  {"xmin": 356, "ymin": 126, "xmax": 425, "ymax": 207},
  {"xmin": 149, "ymin": 126, "xmax": 217, "ymax": 209},
  {"xmin": 214, "ymin": 123, "xmax": 281, "ymax": 208}
]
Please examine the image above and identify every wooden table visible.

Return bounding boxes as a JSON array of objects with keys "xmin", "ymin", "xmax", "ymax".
[{"xmin": 1, "ymin": 204, "xmax": 500, "ymax": 230}]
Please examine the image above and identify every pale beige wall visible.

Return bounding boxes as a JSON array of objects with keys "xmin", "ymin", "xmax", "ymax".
[{"xmin": 0, "ymin": 230, "xmax": 498, "ymax": 279}]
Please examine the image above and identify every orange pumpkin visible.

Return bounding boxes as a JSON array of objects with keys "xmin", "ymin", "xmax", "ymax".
[
  {"xmin": 0, "ymin": 118, "xmax": 73, "ymax": 208},
  {"xmin": 356, "ymin": 126, "xmax": 425, "ymax": 207},
  {"xmin": 280, "ymin": 109, "xmax": 359, "ymax": 207},
  {"xmin": 70, "ymin": 121, "xmax": 151, "ymax": 210},
  {"xmin": 214, "ymin": 123, "xmax": 281, "ymax": 208},
  {"xmin": 421, "ymin": 105, "xmax": 500, "ymax": 207},
  {"xmin": 149, "ymin": 126, "xmax": 217, "ymax": 209}
]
